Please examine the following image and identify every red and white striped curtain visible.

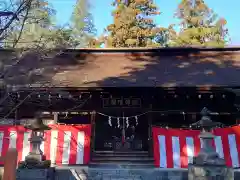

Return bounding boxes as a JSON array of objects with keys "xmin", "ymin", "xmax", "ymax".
[
  {"xmin": 152, "ymin": 126, "xmax": 240, "ymax": 168},
  {"xmin": 0, "ymin": 124, "xmax": 91, "ymax": 165}
]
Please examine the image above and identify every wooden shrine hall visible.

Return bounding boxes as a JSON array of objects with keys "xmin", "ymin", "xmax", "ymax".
[{"xmin": 0, "ymin": 47, "xmax": 240, "ymax": 167}]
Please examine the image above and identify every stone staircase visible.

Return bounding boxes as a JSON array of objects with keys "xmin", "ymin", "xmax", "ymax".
[
  {"xmin": 75, "ymin": 168, "xmax": 188, "ymax": 180},
  {"xmin": 90, "ymin": 151, "xmax": 154, "ymax": 169}
]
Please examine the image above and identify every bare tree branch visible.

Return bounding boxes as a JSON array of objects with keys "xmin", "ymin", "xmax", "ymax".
[
  {"xmin": 0, "ymin": 0, "xmax": 71, "ymax": 113},
  {"xmin": 0, "ymin": 0, "xmax": 32, "ymax": 39},
  {"xmin": 12, "ymin": 0, "xmax": 32, "ymax": 48}
]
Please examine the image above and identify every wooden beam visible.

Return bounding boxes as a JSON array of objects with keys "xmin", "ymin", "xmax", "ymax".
[
  {"xmin": 90, "ymin": 111, "xmax": 96, "ymax": 152},
  {"xmin": 148, "ymin": 104, "xmax": 153, "ymax": 156}
]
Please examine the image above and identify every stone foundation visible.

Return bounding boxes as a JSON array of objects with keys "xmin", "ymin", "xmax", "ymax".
[
  {"xmin": 16, "ymin": 168, "xmax": 55, "ymax": 180},
  {"xmin": 55, "ymin": 167, "xmax": 240, "ymax": 180},
  {"xmin": 0, "ymin": 167, "xmax": 239, "ymax": 180},
  {"xmin": 188, "ymin": 165, "xmax": 233, "ymax": 180}
]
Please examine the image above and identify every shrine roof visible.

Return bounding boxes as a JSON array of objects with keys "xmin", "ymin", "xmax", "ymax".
[{"xmin": 2, "ymin": 47, "xmax": 240, "ymax": 88}]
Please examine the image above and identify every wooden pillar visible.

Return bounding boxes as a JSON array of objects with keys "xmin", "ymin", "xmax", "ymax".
[
  {"xmin": 90, "ymin": 111, "xmax": 96, "ymax": 154},
  {"xmin": 236, "ymin": 119, "xmax": 240, "ymax": 124},
  {"xmin": 148, "ymin": 104, "xmax": 153, "ymax": 156},
  {"xmin": 192, "ymin": 113, "xmax": 197, "ymax": 122},
  {"xmin": 2, "ymin": 148, "xmax": 18, "ymax": 180},
  {"xmin": 14, "ymin": 109, "xmax": 18, "ymax": 125},
  {"xmin": 53, "ymin": 112, "xmax": 58, "ymax": 124},
  {"xmin": 235, "ymin": 105, "xmax": 240, "ymax": 124}
]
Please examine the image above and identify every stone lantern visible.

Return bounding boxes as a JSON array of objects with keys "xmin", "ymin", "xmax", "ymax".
[
  {"xmin": 24, "ymin": 113, "xmax": 51, "ymax": 164},
  {"xmin": 188, "ymin": 107, "xmax": 233, "ymax": 180},
  {"xmin": 17, "ymin": 113, "xmax": 54, "ymax": 180}
]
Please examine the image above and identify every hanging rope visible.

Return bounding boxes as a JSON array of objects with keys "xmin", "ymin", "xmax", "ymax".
[
  {"xmin": 117, "ymin": 118, "xmax": 120, "ymax": 128},
  {"xmin": 96, "ymin": 110, "xmax": 184, "ymax": 119},
  {"xmin": 126, "ymin": 117, "xmax": 129, "ymax": 128},
  {"xmin": 108, "ymin": 116, "xmax": 112, "ymax": 127},
  {"xmin": 135, "ymin": 116, "xmax": 138, "ymax": 126}
]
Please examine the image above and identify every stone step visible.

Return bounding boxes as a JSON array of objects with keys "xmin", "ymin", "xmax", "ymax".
[
  {"xmin": 91, "ymin": 151, "xmax": 154, "ymax": 169},
  {"xmin": 89, "ymin": 162, "xmax": 155, "ymax": 169},
  {"xmin": 94, "ymin": 151, "xmax": 149, "ymax": 155},
  {"xmin": 93, "ymin": 153, "xmax": 150, "ymax": 158},
  {"xmin": 92, "ymin": 174, "xmax": 143, "ymax": 180},
  {"xmin": 92, "ymin": 156, "xmax": 154, "ymax": 161},
  {"xmin": 55, "ymin": 167, "xmax": 240, "ymax": 180},
  {"xmin": 87, "ymin": 168, "xmax": 186, "ymax": 180}
]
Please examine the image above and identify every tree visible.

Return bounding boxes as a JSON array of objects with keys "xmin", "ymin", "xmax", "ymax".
[
  {"xmin": 172, "ymin": 0, "xmax": 229, "ymax": 47},
  {"xmin": 4, "ymin": 0, "xmax": 59, "ymax": 48},
  {"xmin": 70, "ymin": 0, "xmax": 97, "ymax": 48},
  {"xmin": 0, "ymin": 0, "xmax": 32, "ymax": 88},
  {"xmin": 104, "ymin": 0, "xmax": 167, "ymax": 48},
  {"xmin": 0, "ymin": 0, "xmax": 71, "ymax": 91}
]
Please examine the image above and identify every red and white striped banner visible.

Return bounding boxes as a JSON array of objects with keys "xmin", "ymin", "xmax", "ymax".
[
  {"xmin": 0, "ymin": 124, "xmax": 91, "ymax": 165},
  {"xmin": 152, "ymin": 126, "xmax": 240, "ymax": 168}
]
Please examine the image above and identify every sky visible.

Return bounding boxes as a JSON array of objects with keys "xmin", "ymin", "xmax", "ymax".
[{"xmin": 50, "ymin": 0, "xmax": 240, "ymax": 45}]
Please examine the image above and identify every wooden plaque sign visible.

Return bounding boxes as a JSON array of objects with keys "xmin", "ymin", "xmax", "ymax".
[{"xmin": 102, "ymin": 98, "xmax": 141, "ymax": 108}]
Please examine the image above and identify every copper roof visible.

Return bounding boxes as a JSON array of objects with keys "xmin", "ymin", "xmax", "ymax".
[{"xmin": 2, "ymin": 47, "xmax": 240, "ymax": 88}]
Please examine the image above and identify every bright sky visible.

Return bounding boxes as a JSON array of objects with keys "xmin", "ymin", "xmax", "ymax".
[{"xmin": 50, "ymin": 0, "xmax": 240, "ymax": 45}]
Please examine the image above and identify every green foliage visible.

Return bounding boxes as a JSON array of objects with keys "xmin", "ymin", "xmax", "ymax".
[
  {"xmin": 172, "ymin": 0, "xmax": 229, "ymax": 47},
  {"xmin": 4, "ymin": 0, "xmax": 230, "ymax": 49},
  {"xmin": 42, "ymin": 28, "xmax": 80, "ymax": 49},
  {"xmin": 4, "ymin": 0, "xmax": 59, "ymax": 49},
  {"xmin": 88, "ymin": 38, "xmax": 102, "ymax": 48},
  {"xmin": 70, "ymin": 0, "xmax": 97, "ymax": 48},
  {"xmin": 104, "ymin": 0, "xmax": 168, "ymax": 48},
  {"xmin": 4, "ymin": 0, "xmax": 97, "ymax": 49}
]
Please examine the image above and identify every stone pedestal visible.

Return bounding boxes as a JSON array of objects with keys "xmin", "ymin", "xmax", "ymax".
[
  {"xmin": 188, "ymin": 165, "xmax": 233, "ymax": 180},
  {"xmin": 16, "ymin": 168, "xmax": 55, "ymax": 180}
]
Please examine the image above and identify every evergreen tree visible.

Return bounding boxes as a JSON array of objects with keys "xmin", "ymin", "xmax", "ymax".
[
  {"xmin": 4, "ymin": 0, "xmax": 59, "ymax": 48},
  {"xmin": 104, "ymin": 0, "xmax": 167, "ymax": 48},
  {"xmin": 172, "ymin": 0, "xmax": 229, "ymax": 47},
  {"xmin": 70, "ymin": 0, "xmax": 97, "ymax": 48}
]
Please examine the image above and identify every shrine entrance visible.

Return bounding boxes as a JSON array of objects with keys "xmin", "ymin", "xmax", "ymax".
[{"xmin": 94, "ymin": 111, "xmax": 149, "ymax": 152}]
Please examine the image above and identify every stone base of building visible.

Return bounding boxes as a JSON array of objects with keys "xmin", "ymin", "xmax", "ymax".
[
  {"xmin": 54, "ymin": 167, "xmax": 240, "ymax": 180},
  {"xmin": 0, "ymin": 166, "xmax": 238, "ymax": 180},
  {"xmin": 16, "ymin": 168, "xmax": 55, "ymax": 180},
  {"xmin": 188, "ymin": 164, "xmax": 233, "ymax": 180}
]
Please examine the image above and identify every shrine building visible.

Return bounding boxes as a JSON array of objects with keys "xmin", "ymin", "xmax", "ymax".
[{"xmin": 0, "ymin": 47, "xmax": 240, "ymax": 167}]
